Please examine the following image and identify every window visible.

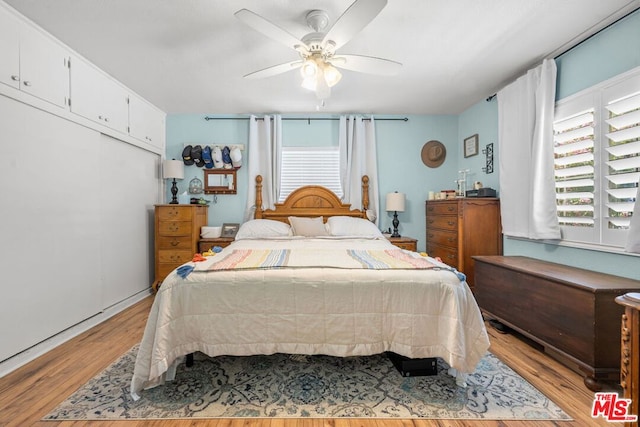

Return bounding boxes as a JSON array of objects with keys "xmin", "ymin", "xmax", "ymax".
[
  {"xmin": 553, "ymin": 67, "xmax": 640, "ymax": 248},
  {"xmin": 278, "ymin": 146, "xmax": 342, "ymax": 202}
]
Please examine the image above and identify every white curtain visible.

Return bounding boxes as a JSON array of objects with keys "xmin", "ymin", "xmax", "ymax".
[
  {"xmin": 244, "ymin": 114, "xmax": 282, "ymax": 222},
  {"xmin": 339, "ymin": 115, "xmax": 379, "ymax": 223},
  {"xmin": 497, "ymin": 59, "xmax": 561, "ymax": 239},
  {"xmin": 625, "ymin": 176, "xmax": 640, "ymax": 253}
]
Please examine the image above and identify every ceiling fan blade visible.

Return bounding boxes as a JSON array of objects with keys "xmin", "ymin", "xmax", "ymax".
[
  {"xmin": 331, "ymin": 54, "xmax": 401, "ymax": 76},
  {"xmin": 322, "ymin": 0, "xmax": 387, "ymax": 51},
  {"xmin": 244, "ymin": 60, "xmax": 303, "ymax": 79},
  {"xmin": 235, "ymin": 9, "xmax": 308, "ymax": 54}
]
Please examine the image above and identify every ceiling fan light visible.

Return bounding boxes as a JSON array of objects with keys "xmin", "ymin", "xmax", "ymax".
[
  {"xmin": 300, "ymin": 59, "xmax": 318, "ymax": 79},
  {"xmin": 323, "ymin": 63, "xmax": 342, "ymax": 87}
]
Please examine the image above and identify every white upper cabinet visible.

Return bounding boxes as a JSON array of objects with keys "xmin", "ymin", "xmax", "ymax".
[
  {"xmin": 0, "ymin": 7, "xmax": 69, "ymax": 109},
  {"xmin": 70, "ymin": 56, "xmax": 129, "ymax": 135},
  {"xmin": 0, "ymin": 3, "xmax": 165, "ymax": 150},
  {"xmin": 0, "ymin": 9, "xmax": 20, "ymax": 90},
  {"xmin": 19, "ymin": 25, "xmax": 70, "ymax": 109},
  {"xmin": 128, "ymin": 94, "xmax": 165, "ymax": 148}
]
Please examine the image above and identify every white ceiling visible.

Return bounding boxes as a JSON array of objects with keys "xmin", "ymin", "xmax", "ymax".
[{"xmin": 5, "ymin": 0, "xmax": 639, "ymax": 115}]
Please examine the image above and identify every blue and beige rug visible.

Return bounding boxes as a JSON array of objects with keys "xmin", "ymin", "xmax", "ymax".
[{"xmin": 44, "ymin": 345, "xmax": 570, "ymax": 420}]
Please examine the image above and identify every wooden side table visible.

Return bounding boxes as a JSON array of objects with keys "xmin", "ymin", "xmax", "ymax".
[
  {"xmin": 198, "ymin": 237, "xmax": 235, "ymax": 253},
  {"xmin": 616, "ymin": 292, "xmax": 640, "ymax": 426},
  {"xmin": 387, "ymin": 236, "xmax": 417, "ymax": 251}
]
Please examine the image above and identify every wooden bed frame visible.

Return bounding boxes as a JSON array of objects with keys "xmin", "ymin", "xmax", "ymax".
[{"xmin": 253, "ymin": 174, "xmax": 370, "ymax": 222}]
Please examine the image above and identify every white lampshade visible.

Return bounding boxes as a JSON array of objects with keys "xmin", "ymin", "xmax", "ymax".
[
  {"xmin": 386, "ymin": 192, "xmax": 406, "ymax": 212},
  {"xmin": 163, "ymin": 160, "xmax": 184, "ymax": 180}
]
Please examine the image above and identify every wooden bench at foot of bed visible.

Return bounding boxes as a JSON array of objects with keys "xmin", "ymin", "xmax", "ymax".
[{"xmin": 473, "ymin": 255, "xmax": 640, "ymax": 391}]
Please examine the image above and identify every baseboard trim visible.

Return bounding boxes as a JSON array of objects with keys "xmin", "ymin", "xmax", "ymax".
[{"xmin": 0, "ymin": 289, "xmax": 151, "ymax": 378}]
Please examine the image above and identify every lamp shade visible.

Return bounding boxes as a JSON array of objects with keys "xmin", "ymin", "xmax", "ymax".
[
  {"xmin": 386, "ymin": 192, "xmax": 406, "ymax": 212},
  {"xmin": 163, "ymin": 159, "xmax": 184, "ymax": 180}
]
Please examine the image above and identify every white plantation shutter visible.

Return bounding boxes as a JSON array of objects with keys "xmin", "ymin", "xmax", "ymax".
[
  {"xmin": 604, "ymin": 92, "xmax": 640, "ymax": 231},
  {"xmin": 552, "ymin": 66, "xmax": 640, "ymax": 249},
  {"xmin": 554, "ymin": 109, "xmax": 596, "ymax": 229},
  {"xmin": 279, "ymin": 146, "xmax": 342, "ymax": 202}
]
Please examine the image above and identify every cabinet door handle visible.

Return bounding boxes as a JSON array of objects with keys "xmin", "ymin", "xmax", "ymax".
[
  {"xmin": 23, "ymin": 80, "xmax": 32, "ymax": 87},
  {"xmin": 11, "ymin": 75, "xmax": 19, "ymax": 81}
]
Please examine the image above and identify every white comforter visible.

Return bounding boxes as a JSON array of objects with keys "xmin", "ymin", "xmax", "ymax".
[{"xmin": 131, "ymin": 238, "xmax": 489, "ymax": 398}]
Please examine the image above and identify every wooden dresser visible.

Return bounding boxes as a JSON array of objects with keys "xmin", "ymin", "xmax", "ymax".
[
  {"xmin": 616, "ymin": 293, "xmax": 640, "ymax": 426},
  {"xmin": 425, "ymin": 198, "xmax": 501, "ymax": 289},
  {"xmin": 154, "ymin": 204, "xmax": 208, "ymax": 290}
]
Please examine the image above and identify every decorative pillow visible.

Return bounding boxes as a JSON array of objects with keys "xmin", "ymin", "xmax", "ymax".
[
  {"xmin": 235, "ymin": 219, "xmax": 292, "ymax": 240},
  {"xmin": 326, "ymin": 216, "xmax": 384, "ymax": 238},
  {"xmin": 288, "ymin": 216, "xmax": 329, "ymax": 237}
]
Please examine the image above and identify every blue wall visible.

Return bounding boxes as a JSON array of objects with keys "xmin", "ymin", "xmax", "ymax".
[
  {"xmin": 167, "ymin": 114, "xmax": 459, "ymax": 251},
  {"xmin": 166, "ymin": 9, "xmax": 640, "ymax": 277}
]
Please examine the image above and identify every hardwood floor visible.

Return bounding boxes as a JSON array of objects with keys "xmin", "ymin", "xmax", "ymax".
[{"xmin": 0, "ymin": 295, "xmax": 624, "ymax": 427}]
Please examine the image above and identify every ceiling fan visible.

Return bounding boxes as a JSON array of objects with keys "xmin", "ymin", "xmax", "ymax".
[{"xmin": 235, "ymin": 0, "xmax": 402, "ymax": 100}]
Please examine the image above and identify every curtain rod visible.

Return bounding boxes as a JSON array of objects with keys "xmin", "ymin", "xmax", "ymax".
[
  {"xmin": 485, "ymin": 6, "xmax": 640, "ymax": 103},
  {"xmin": 204, "ymin": 116, "xmax": 408, "ymax": 123}
]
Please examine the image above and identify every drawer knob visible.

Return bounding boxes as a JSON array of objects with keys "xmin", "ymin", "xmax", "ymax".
[
  {"xmin": 447, "ymin": 221, "xmax": 455, "ymax": 226},
  {"xmin": 170, "ymin": 240, "xmax": 179, "ymax": 246},
  {"xmin": 447, "ymin": 207, "xmax": 455, "ymax": 211}
]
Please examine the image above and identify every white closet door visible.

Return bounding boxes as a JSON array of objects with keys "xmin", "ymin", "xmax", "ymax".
[
  {"xmin": 0, "ymin": 96, "xmax": 101, "ymax": 362},
  {"xmin": 99, "ymin": 134, "xmax": 160, "ymax": 308}
]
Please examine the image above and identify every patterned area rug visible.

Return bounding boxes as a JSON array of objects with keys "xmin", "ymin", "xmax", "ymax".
[{"xmin": 44, "ymin": 346, "xmax": 570, "ymax": 420}]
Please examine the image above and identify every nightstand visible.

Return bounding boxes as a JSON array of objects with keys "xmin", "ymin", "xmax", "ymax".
[
  {"xmin": 387, "ymin": 236, "xmax": 418, "ymax": 251},
  {"xmin": 198, "ymin": 237, "xmax": 235, "ymax": 253}
]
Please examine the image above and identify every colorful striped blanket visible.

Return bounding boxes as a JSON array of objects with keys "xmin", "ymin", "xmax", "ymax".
[{"xmin": 202, "ymin": 248, "xmax": 438, "ymax": 271}]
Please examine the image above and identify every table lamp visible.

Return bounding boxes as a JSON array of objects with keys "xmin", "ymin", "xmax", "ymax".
[
  {"xmin": 163, "ymin": 159, "xmax": 184, "ymax": 204},
  {"xmin": 386, "ymin": 192, "xmax": 406, "ymax": 238}
]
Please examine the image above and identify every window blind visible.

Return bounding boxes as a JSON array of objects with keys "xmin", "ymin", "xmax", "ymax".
[
  {"xmin": 604, "ymin": 92, "xmax": 640, "ymax": 229},
  {"xmin": 279, "ymin": 147, "xmax": 342, "ymax": 202},
  {"xmin": 554, "ymin": 110, "xmax": 596, "ymax": 226}
]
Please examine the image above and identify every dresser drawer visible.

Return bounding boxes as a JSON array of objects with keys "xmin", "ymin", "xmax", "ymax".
[
  {"xmin": 158, "ymin": 221, "xmax": 193, "ymax": 236},
  {"xmin": 157, "ymin": 236, "xmax": 192, "ymax": 250},
  {"xmin": 157, "ymin": 263, "xmax": 180, "ymax": 281},
  {"xmin": 426, "ymin": 229, "xmax": 457, "ymax": 248},
  {"xmin": 426, "ymin": 243, "xmax": 458, "ymax": 266},
  {"xmin": 426, "ymin": 215, "xmax": 458, "ymax": 231},
  {"xmin": 156, "ymin": 206, "xmax": 193, "ymax": 221},
  {"xmin": 426, "ymin": 202, "xmax": 458, "ymax": 216},
  {"xmin": 393, "ymin": 241, "xmax": 417, "ymax": 251},
  {"xmin": 157, "ymin": 249, "xmax": 193, "ymax": 264}
]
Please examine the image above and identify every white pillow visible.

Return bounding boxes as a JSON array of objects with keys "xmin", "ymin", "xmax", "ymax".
[
  {"xmin": 288, "ymin": 216, "xmax": 329, "ymax": 237},
  {"xmin": 235, "ymin": 219, "xmax": 292, "ymax": 240},
  {"xmin": 326, "ymin": 216, "xmax": 384, "ymax": 238}
]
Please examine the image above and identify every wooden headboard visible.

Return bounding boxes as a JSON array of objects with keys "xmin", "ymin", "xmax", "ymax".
[{"xmin": 254, "ymin": 175, "xmax": 369, "ymax": 223}]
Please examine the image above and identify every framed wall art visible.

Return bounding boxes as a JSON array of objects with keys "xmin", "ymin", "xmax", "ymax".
[
  {"xmin": 221, "ymin": 223, "xmax": 240, "ymax": 238},
  {"xmin": 464, "ymin": 134, "xmax": 479, "ymax": 158}
]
